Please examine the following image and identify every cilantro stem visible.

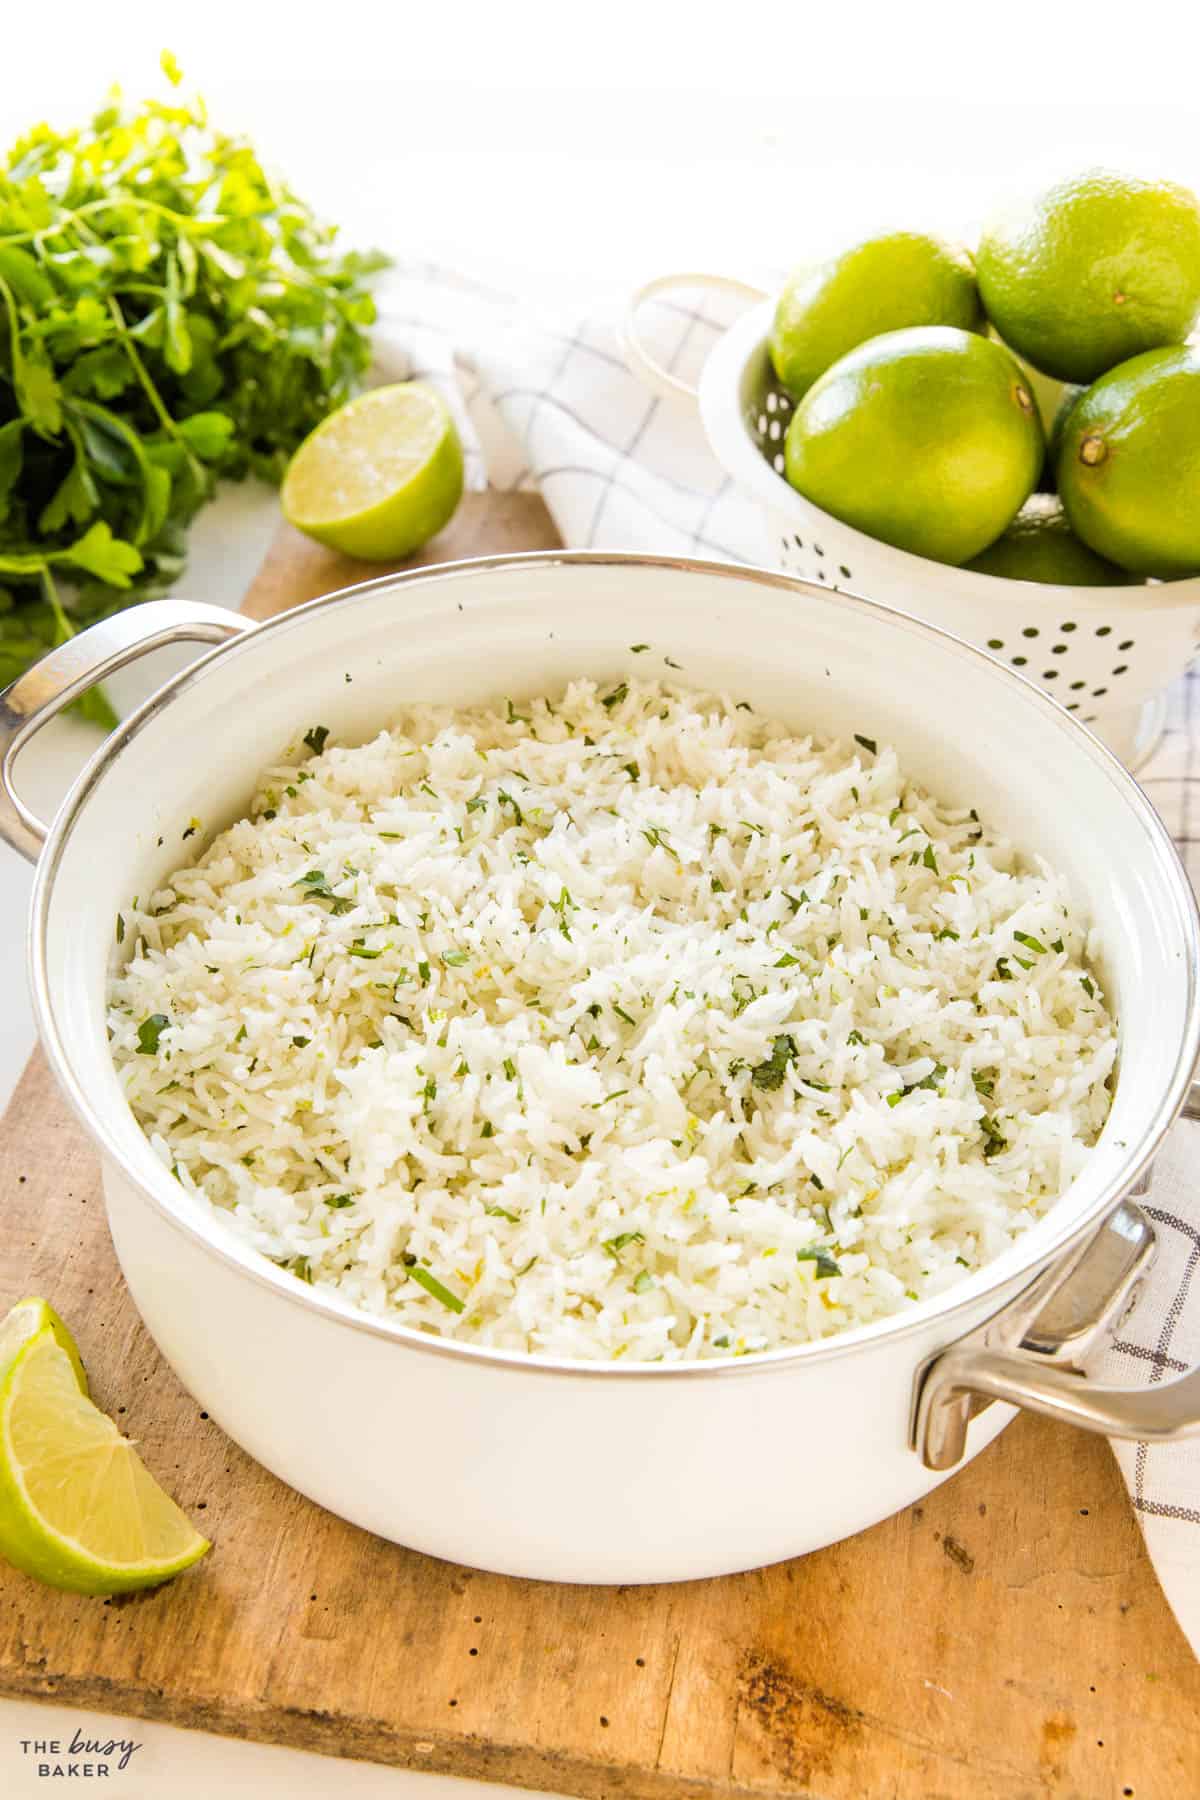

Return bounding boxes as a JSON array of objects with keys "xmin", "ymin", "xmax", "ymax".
[{"xmin": 106, "ymin": 295, "xmax": 190, "ymax": 451}]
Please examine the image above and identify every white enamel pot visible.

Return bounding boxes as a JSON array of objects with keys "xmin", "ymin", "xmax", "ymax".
[{"xmin": 4, "ymin": 553, "xmax": 1200, "ymax": 1586}]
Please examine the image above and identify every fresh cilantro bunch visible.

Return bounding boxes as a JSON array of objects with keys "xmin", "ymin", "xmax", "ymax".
[{"xmin": 0, "ymin": 59, "xmax": 388, "ymax": 721}]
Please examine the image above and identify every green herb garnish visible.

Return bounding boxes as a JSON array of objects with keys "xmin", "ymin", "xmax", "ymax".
[
  {"xmin": 603, "ymin": 1230, "xmax": 645, "ymax": 1257},
  {"xmin": 135, "ymin": 1013, "xmax": 169, "ymax": 1055},
  {"xmin": 796, "ymin": 1248, "xmax": 841, "ymax": 1278},
  {"xmin": 980, "ymin": 1116, "xmax": 1008, "ymax": 1159},
  {"xmin": 294, "ymin": 867, "xmax": 353, "ymax": 914},
  {"xmin": 854, "ymin": 734, "xmax": 877, "ymax": 755},
  {"xmin": 750, "ymin": 1034, "xmax": 796, "ymax": 1092},
  {"xmin": 641, "ymin": 825, "xmax": 678, "ymax": 859},
  {"xmin": 406, "ymin": 1264, "xmax": 465, "ymax": 1313}
]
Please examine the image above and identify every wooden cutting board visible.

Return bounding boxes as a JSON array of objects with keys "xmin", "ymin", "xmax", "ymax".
[{"xmin": 2, "ymin": 495, "xmax": 1198, "ymax": 1800}]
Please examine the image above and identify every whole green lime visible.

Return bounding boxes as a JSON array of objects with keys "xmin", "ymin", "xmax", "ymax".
[
  {"xmin": 977, "ymin": 170, "xmax": 1200, "ymax": 383},
  {"xmin": 965, "ymin": 494, "xmax": 1132, "ymax": 585},
  {"xmin": 783, "ymin": 327, "xmax": 1044, "ymax": 565},
  {"xmin": 769, "ymin": 233, "xmax": 982, "ymax": 399},
  {"xmin": 1057, "ymin": 345, "xmax": 1200, "ymax": 576}
]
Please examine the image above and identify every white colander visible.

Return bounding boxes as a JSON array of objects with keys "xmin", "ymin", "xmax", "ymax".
[{"xmin": 623, "ymin": 275, "xmax": 1200, "ymax": 768}]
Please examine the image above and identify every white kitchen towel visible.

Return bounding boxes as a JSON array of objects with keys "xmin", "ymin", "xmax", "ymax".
[{"xmin": 374, "ymin": 267, "xmax": 1200, "ymax": 1650}]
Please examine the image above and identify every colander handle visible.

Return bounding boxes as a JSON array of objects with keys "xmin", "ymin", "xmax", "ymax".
[
  {"xmin": 0, "ymin": 600, "xmax": 247, "ymax": 864},
  {"xmin": 619, "ymin": 273, "xmax": 767, "ymax": 403}
]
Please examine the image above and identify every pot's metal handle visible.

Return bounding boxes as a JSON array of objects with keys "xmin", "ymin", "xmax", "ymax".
[
  {"xmin": 913, "ymin": 1182, "xmax": 1200, "ymax": 1470},
  {"xmin": 0, "ymin": 600, "xmax": 247, "ymax": 865},
  {"xmin": 619, "ymin": 272, "xmax": 767, "ymax": 403}
]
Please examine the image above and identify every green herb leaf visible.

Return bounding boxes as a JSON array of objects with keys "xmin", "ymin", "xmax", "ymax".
[
  {"xmin": 136, "ymin": 1013, "xmax": 169, "ymax": 1055},
  {"xmin": 603, "ymin": 1230, "xmax": 645, "ymax": 1257},
  {"xmin": 980, "ymin": 1116, "xmax": 1008, "ymax": 1159},
  {"xmin": 750, "ymin": 1034, "xmax": 796, "ymax": 1092},
  {"xmin": 796, "ymin": 1248, "xmax": 841, "ymax": 1278},
  {"xmin": 407, "ymin": 1264, "xmax": 465, "ymax": 1313}
]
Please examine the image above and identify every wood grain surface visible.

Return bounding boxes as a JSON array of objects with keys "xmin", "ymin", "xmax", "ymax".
[{"xmin": 1, "ymin": 493, "xmax": 1198, "ymax": 1800}]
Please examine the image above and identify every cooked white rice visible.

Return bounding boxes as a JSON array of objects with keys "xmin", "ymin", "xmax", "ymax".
[{"xmin": 108, "ymin": 677, "xmax": 1115, "ymax": 1361}]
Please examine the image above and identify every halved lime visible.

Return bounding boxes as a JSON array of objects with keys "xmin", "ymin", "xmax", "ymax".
[
  {"xmin": 281, "ymin": 381, "xmax": 464, "ymax": 561},
  {"xmin": 0, "ymin": 1297, "xmax": 87, "ymax": 1393},
  {"xmin": 0, "ymin": 1329, "xmax": 209, "ymax": 1594}
]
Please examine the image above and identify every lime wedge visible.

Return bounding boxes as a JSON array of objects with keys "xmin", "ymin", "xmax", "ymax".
[
  {"xmin": 0, "ymin": 1330, "xmax": 209, "ymax": 1594},
  {"xmin": 281, "ymin": 380, "xmax": 464, "ymax": 560},
  {"xmin": 0, "ymin": 1297, "xmax": 88, "ymax": 1394}
]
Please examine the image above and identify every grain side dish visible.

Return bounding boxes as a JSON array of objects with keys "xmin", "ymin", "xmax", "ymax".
[{"xmin": 108, "ymin": 678, "xmax": 1115, "ymax": 1360}]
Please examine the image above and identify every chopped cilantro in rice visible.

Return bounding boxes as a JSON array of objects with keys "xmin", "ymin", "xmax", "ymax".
[{"xmin": 108, "ymin": 679, "xmax": 1115, "ymax": 1361}]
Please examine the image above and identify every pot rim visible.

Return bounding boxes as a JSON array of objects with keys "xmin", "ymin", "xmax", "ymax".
[{"xmin": 27, "ymin": 550, "xmax": 1200, "ymax": 1382}]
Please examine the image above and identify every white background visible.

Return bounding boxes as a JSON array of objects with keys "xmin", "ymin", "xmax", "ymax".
[{"xmin": 2, "ymin": 3, "xmax": 1200, "ymax": 1793}]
